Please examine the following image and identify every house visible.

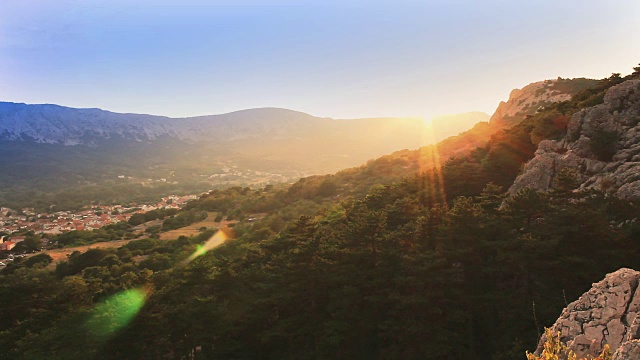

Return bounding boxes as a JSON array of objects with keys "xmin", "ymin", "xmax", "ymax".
[
  {"xmin": 0, "ymin": 241, "xmax": 16, "ymax": 251},
  {"xmin": 10, "ymin": 236, "xmax": 26, "ymax": 243}
]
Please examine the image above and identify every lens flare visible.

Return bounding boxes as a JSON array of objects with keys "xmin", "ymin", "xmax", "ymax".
[
  {"xmin": 184, "ymin": 228, "xmax": 231, "ymax": 264},
  {"xmin": 82, "ymin": 229, "xmax": 233, "ymax": 342},
  {"xmin": 86, "ymin": 287, "xmax": 148, "ymax": 340}
]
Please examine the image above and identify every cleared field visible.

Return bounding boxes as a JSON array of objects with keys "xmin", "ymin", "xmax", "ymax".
[
  {"xmin": 44, "ymin": 240, "xmax": 133, "ymax": 263},
  {"xmin": 159, "ymin": 212, "xmax": 221, "ymax": 240}
]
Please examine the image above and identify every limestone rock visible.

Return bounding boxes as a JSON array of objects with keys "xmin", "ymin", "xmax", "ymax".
[
  {"xmin": 534, "ymin": 268, "xmax": 640, "ymax": 358},
  {"xmin": 613, "ymin": 339, "xmax": 640, "ymax": 360},
  {"xmin": 490, "ymin": 79, "xmax": 577, "ymax": 127},
  {"xmin": 510, "ymin": 80, "xmax": 640, "ymax": 199}
]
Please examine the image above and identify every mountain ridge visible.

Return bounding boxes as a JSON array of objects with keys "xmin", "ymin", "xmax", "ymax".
[{"xmin": 1, "ymin": 101, "xmax": 481, "ymax": 145}]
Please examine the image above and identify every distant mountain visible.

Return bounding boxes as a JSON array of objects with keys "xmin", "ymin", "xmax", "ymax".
[
  {"xmin": 430, "ymin": 112, "xmax": 489, "ymax": 139},
  {"xmin": 0, "ymin": 103, "xmax": 488, "ymax": 208},
  {"xmin": 0, "ymin": 103, "xmax": 485, "ymax": 147}
]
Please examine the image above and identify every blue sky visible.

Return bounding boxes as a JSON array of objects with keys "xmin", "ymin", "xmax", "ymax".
[{"xmin": 1, "ymin": 0, "xmax": 639, "ymax": 119}]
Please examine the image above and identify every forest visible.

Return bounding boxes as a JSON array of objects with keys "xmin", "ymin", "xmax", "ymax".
[{"xmin": 1, "ymin": 69, "xmax": 640, "ymax": 359}]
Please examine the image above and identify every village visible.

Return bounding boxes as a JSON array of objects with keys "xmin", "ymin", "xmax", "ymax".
[{"xmin": 0, "ymin": 194, "xmax": 198, "ymax": 252}]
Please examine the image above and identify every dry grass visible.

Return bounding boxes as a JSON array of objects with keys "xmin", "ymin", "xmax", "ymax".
[
  {"xmin": 43, "ymin": 240, "xmax": 133, "ymax": 263},
  {"xmin": 159, "ymin": 212, "xmax": 223, "ymax": 240},
  {"xmin": 33, "ymin": 212, "xmax": 244, "ymax": 266}
]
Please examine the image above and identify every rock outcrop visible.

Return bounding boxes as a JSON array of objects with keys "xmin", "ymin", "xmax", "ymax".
[
  {"xmin": 509, "ymin": 79, "xmax": 640, "ymax": 199},
  {"xmin": 489, "ymin": 78, "xmax": 594, "ymax": 127},
  {"xmin": 614, "ymin": 339, "xmax": 640, "ymax": 360},
  {"xmin": 534, "ymin": 268, "xmax": 640, "ymax": 359}
]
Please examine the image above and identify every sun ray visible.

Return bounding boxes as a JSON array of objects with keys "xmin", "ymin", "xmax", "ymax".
[{"xmin": 419, "ymin": 118, "xmax": 449, "ymax": 210}]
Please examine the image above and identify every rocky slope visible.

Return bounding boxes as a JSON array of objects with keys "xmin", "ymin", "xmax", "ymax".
[
  {"xmin": 490, "ymin": 78, "xmax": 596, "ymax": 127},
  {"xmin": 534, "ymin": 268, "xmax": 640, "ymax": 360},
  {"xmin": 509, "ymin": 79, "xmax": 640, "ymax": 198}
]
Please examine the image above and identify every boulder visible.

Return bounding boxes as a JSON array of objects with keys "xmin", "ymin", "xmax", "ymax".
[{"xmin": 534, "ymin": 268, "xmax": 640, "ymax": 358}]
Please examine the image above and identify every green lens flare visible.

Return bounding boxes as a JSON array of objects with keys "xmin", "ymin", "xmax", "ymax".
[
  {"xmin": 195, "ymin": 244, "xmax": 207, "ymax": 257},
  {"xmin": 85, "ymin": 230, "xmax": 231, "ymax": 340},
  {"xmin": 86, "ymin": 288, "xmax": 147, "ymax": 339},
  {"xmin": 185, "ymin": 229, "xmax": 228, "ymax": 263}
]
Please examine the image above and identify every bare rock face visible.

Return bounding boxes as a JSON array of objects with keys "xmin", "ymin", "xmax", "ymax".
[
  {"xmin": 534, "ymin": 268, "xmax": 640, "ymax": 359},
  {"xmin": 489, "ymin": 79, "xmax": 580, "ymax": 127},
  {"xmin": 509, "ymin": 79, "xmax": 640, "ymax": 199}
]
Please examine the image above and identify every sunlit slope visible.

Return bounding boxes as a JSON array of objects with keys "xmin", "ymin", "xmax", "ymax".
[{"xmin": 280, "ymin": 77, "xmax": 600, "ymax": 200}]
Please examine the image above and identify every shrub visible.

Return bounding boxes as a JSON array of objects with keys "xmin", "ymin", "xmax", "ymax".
[
  {"xmin": 589, "ymin": 129, "xmax": 618, "ymax": 161},
  {"xmin": 526, "ymin": 328, "xmax": 612, "ymax": 360}
]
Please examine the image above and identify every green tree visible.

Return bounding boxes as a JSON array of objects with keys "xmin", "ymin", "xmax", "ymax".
[{"xmin": 23, "ymin": 253, "xmax": 53, "ymax": 268}]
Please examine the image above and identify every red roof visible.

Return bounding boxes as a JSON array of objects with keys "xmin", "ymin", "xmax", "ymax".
[{"xmin": 0, "ymin": 241, "xmax": 15, "ymax": 251}]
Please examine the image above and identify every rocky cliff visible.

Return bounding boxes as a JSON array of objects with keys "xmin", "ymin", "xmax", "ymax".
[
  {"xmin": 509, "ymin": 79, "xmax": 640, "ymax": 198},
  {"xmin": 534, "ymin": 268, "xmax": 640, "ymax": 360},
  {"xmin": 490, "ymin": 78, "xmax": 596, "ymax": 127}
]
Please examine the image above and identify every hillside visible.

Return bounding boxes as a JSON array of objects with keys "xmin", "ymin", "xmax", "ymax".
[{"xmin": 278, "ymin": 77, "xmax": 600, "ymax": 201}]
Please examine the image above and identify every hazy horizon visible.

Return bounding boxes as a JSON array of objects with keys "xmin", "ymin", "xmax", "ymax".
[{"xmin": 0, "ymin": 100, "xmax": 491, "ymax": 123}]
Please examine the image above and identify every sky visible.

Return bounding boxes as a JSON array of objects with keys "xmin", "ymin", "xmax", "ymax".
[{"xmin": 1, "ymin": 0, "xmax": 639, "ymax": 120}]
